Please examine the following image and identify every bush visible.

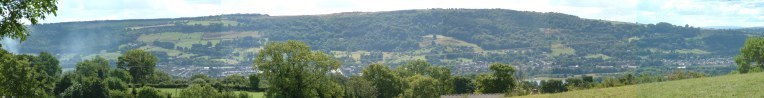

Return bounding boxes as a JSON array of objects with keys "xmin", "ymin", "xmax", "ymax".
[
  {"xmin": 104, "ymin": 77, "xmax": 129, "ymax": 91},
  {"xmin": 180, "ymin": 84, "xmax": 220, "ymax": 98},
  {"xmin": 219, "ymin": 92, "xmax": 249, "ymax": 98},
  {"xmin": 61, "ymin": 77, "xmax": 109, "ymax": 98},
  {"xmin": 109, "ymin": 90, "xmax": 133, "ymax": 98}
]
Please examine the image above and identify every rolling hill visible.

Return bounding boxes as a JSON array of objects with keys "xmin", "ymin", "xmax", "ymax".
[
  {"xmin": 513, "ymin": 72, "xmax": 764, "ymax": 98},
  {"xmin": 12, "ymin": 8, "xmax": 756, "ymax": 76}
]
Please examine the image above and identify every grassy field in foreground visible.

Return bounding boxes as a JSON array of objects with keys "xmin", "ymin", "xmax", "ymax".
[{"xmin": 514, "ymin": 72, "xmax": 764, "ymax": 98}]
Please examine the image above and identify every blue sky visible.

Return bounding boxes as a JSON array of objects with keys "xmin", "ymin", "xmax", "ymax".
[{"xmin": 41, "ymin": 0, "xmax": 764, "ymax": 27}]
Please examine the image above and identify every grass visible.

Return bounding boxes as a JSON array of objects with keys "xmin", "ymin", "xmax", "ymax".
[
  {"xmin": 585, "ymin": 54, "xmax": 612, "ymax": 60},
  {"xmin": 419, "ymin": 34, "xmax": 484, "ymax": 52},
  {"xmin": 138, "ymin": 46, "xmax": 195, "ymax": 58},
  {"xmin": 202, "ymin": 31, "xmax": 261, "ymax": 40},
  {"xmin": 550, "ymin": 42, "xmax": 575, "ymax": 56},
  {"xmin": 674, "ymin": 49, "xmax": 711, "ymax": 54},
  {"xmin": 513, "ymin": 72, "xmax": 764, "ymax": 98},
  {"xmin": 137, "ymin": 31, "xmax": 259, "ymax": 48},
  {"xmin": 137, "ymin": 32, "xmax": 205, "ymax": 48}
]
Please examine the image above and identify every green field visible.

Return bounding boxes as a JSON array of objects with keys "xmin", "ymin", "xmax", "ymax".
[
  {"xmin": 513, "ymin": 72, "xmax": 764, "ymax": 98},
  {"xmin": 550, "ymin": 42, "xmax": 575, "ymax": 57},
  {"xmin": 584, "ymin": 54, "xmax": 612, "ymax": 60},
  {"xmin": 674, "ymin": 49, "xmax": 711, "ymax": 54},
  {"xmin": 419, "ymin": 34, "xmax": 484, "ymax": 52}
]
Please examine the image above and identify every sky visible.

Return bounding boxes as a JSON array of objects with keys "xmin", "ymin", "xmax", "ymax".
[{"xmin": 40, "ymin": 0, "xmax": 764, "ymax": 27}]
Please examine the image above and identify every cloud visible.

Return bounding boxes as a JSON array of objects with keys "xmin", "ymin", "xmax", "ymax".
[
  {"xmin": 41, "ymin": 0, "xmax": 762, "ymax": 27},
  {"xmin": 637, "ymin": 0, "xmax": 764, "ymax": 27}
]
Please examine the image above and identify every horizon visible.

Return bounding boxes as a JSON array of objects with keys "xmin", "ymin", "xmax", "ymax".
[{"xmin": 42, "ymin": 0, "xmax": 764, "ymax": 27}]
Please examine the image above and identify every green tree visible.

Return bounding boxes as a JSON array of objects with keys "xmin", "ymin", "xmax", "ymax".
[
  {"xmin": 0, "ymin": 0, "xmax": 57, "ymax": 43},
  {"xmin": 362, "ymin": 63, "xmax": 405, "ymax": 98},
  {"xmin": 474, "ymin": 74, "xmax": 497, "ymax": 93},
  {"xmin": 540, "ymin": 80, "xmax": 566, "ymax": 93},
  {"xmin": 35, "ymin": 52, "xmax": 61, "ymax": 77},
  {"xmin": 117, "ymin": 49, "xmax": 158, "ymax": 84},
  {"xmin": 109, "ymin": 69, "xmax": 133, "ymax": 83},
  {"xmin": 0, "ymin": 50, "xmax": 45, "ymax": 97},
  {"xmin": 104, "ymin": 77, "xmax": 128, "ymax": 91},
  {"xmin": 149, "ymin": 70, "xmax": 171, "ymax": 84},
  {"xmin": 108, "ymin": 90, "xmax": 133, "ymax": 98},
  {"xmin": 395, "ymin": 60, "xmax": 454, "ymax": 95},
  {"xmin": 254, "ymin": 40, "xmax": 343, "ymax": 98},
  {"xmin": 400, "ymin": 75, "xmax": 440, "ymax": 98},
  {"xmin": 248, "ymin": 74, "xmax": 260, "ymax": 90},
  {"xmin": 736, "ymin": 37, "xmax": 764, "ymax": 73},
  {"xmin": 61, "ymin": 77, "xmax": 109, "ymax": 98},
  {"xmin": 475, "ymin": 63, "xmax": 517, "ymax": 93},
  {"xmin": 75, "ymin": 56, "xmax": 110, "ymax": 79},
  {"xmin": 54, "ymin": 72, "xmax": 76, "ymax": 96},
  {"xmin": 136, "ymin": 86, "xmax": 163, "ymax": 98},
  {"xmin": 344, "ymin": 76, "xmax": 378, "ymax": 98},
  {"xmin": 396, "ymin": 59, "xmax": 431, "ymax": 77},
  {"xmin": 427, "ymin": 66, "xmax": 454, "ymax": 94},
  {"xmin": 564, "ymin": 76, "xmax": 594, "ymax": 91},
  {"xmin": 452, "ymin": 76, "xmax": 474, "ymax": 94},
  {"xmin": 33, "ymin": 52, "xmax": 61, "ymax": 94},
  {"xmin": 180, "ymin": 84, "xmax": 220, "ymax": 98},
  {"xmin": 223, "ymin": 74, "xmax": 248, "ymax": 87}
]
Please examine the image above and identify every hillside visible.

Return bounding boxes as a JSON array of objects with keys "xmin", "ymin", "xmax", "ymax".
[
  {"xmin": 13, "ymin": 8, "xmax": 754, "ymax": 76},
  {"xmin": 514, "ymin": 73, "xmax": 764, "ymax": 98}
]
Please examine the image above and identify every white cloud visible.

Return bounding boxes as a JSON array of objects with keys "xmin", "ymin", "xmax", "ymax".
[
  {"xmin": 41, "ymin": 0, "xmax": 762, "ymax": 27},
  {"xmin": 637, "ymin": 0, "xmax": 764, "ymax": 27}
]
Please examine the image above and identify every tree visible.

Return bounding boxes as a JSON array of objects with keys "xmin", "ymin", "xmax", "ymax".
[
  {"xmin": 395, "ymin": 60, "xmax": 454, "ymax": 95},
  {"xmin": 396, "ymin": 59, "xmax": 432, "ymax": 77},
  {"xmin": 35, "ymin": 52, "xmax": 61, "ymax": 77},
  {"xmin": 540, "ymin": 80, "xmax": 566, "ymax": 93},
  {"xmin": 735, "ymin": 37, "xmax": 764, "ymax": 73},
  {"xmin": 117, "ymin": 49, "xmax": 158, "ymax": 84},
  {"xmin": 362, "ymin": 63, "xmax": 405, "ymax": 98},
  {"xmin": 490, "ymin": 63, "xmax": 516, "ymax": 91},
  {"xmin": 474, "ymin": 74, "xmax": 498, "ymax": 93},
  {"xmin": 474, "ymin": 63, "xmax": 517, "ymax": 93},
  {"xmin": 452, "ymin": 76, "xmax": 474, "ymax": 94},
  {"xmin": 149, "ymin": 70, "xmax": 171, "ymax": 84},
  {"xmin": 565, "ymin": 76, "xmax": 594, "ymax": 90},
  {"xmin": 136, "ymin": 86, "xmax": 164, "ymax": 98},
  {"xmin": 0, "ymin": 0, "xmax": 57, "ymax": 44},
  {"xmin": 104, "ymin": 77, "xmax": 128, "ymax": 91},
  {"xmin": 54, "ymin": 72, "xmax": 76, "ymax": 96},
  {"xmin": 75, "ymin": 56, "xmax": 110, "ymax": 80},
  {"xmin": 180, "ymin": 84, "xmax": 220, "ymax": 98},
  {"xmin": 223, "ymin": 74, "xmax": 248, "ymax": 87},
  {"xmin": 61, "ymin": 77, "xmax": 109, "ymax": 98},
  {"xmin": 400, "ymin": 75, "xmax": 441, "ymax": 98},
  {"xmin": 0, "ymin": 50, "xmax": 46, "ymax": 97},
  {"xmin": 254, "ymin": 40, "xmax": 343, "ymax": 98},
  {"xmin": 344, "ymin": 76, "xmax": 378, "ymax": 98},
  {"xmin": 427, "ymin": 66, "xmax": 454, "ymax": 94},
  {"xmin": 248, "ymin": 74, "xmax": 260, "ymax": 90},
  {"xmin": 109, "ymin": 69, "xmax": 133, "ymax": 83},
  {"xmin": 34, "ymin": 52, "xmax": 61, "ymax": 94}
]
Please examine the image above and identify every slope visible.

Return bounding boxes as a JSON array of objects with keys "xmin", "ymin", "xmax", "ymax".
[
  {"xmin": 14, "ymin": 9, "xmax": 751, "ymax": 76},
  {"xmin": 513, "ymin": 73, "xmax": 764, "ymax": 98}
]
